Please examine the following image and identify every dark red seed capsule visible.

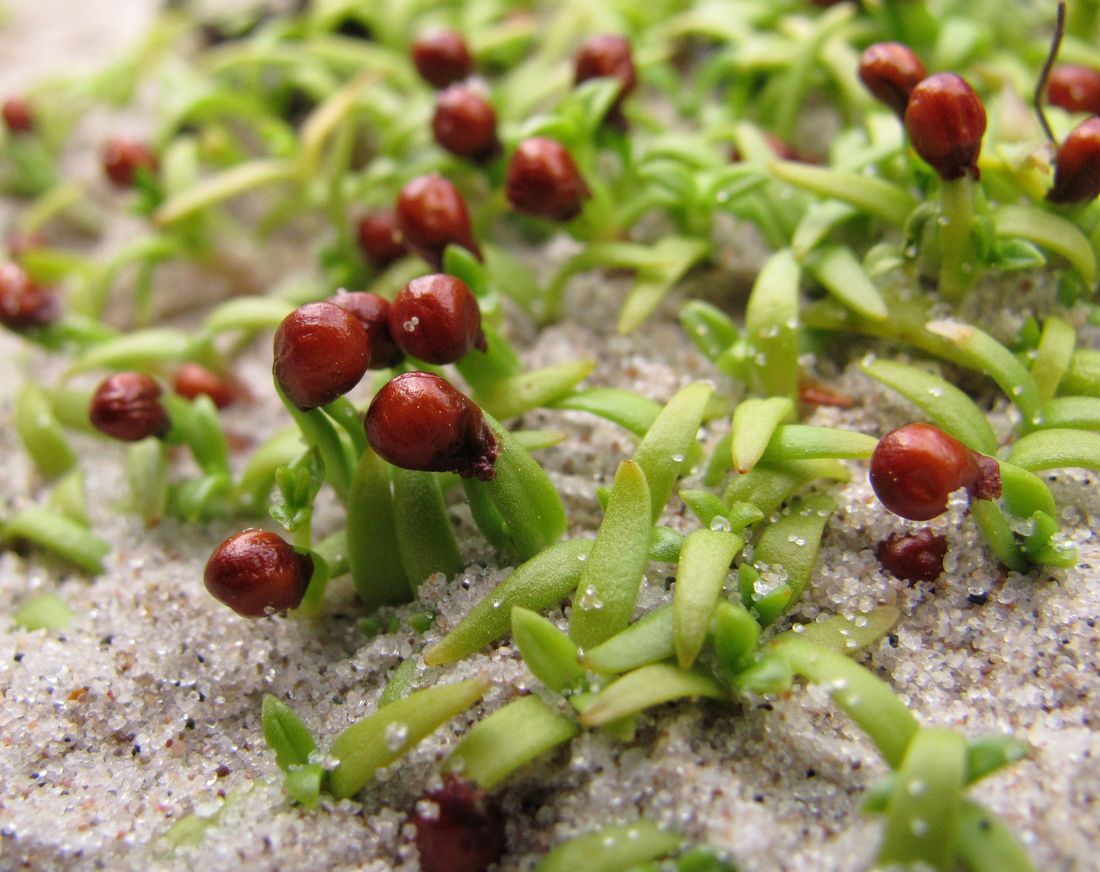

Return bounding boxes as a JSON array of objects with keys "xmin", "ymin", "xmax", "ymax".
[
  {"xmin": 273, "ymin": 301, "xmax": 371, "ymax": 411},
  {"xmin": 410, "ymin": 773, "xmax": 507, "ymax": 872},
  {"xmin": 1046, "ymin": 64, "xmax": 1100, "ymax": 116},
  {"xmin": 1047, "ymin": 116, "xmax": 1100, "ymax": 205},
  {"xmin": 858, "ymin": 42, "xmax": 927, "ymax": 118},
  {"xmin": 904, "ymin": 73, "xmax": 986, "ymax": 181},
  {"xmin": 869, "ymin": 423, "xmax": 981, "ymax": 521},
  {"xmin": 432, "ymin": 84, "xmax": 500, "ymax": 161},
  {"xmin": 173, "ymin": 363, "xmax": 238, "ymax": 409},
  {"xmin": 574, "ymin": 34, "xmax": 637, "ymax": 129},
  {"xmin": 412, "ymin": 30, "xmax": 473, "ymax": 89},
  {"xmin": 0, "ymin": 262, "xmax": 58, "ymax": 331},
  {"xmin": 103, "ymin": 138, "xmax": 159, "ymax": 188},
  {"xmin": 876, "ymin": 527, "xmax": 949, "ymax": 584},
  {"xmin": 2, "ymin": 97, "xmax": 34, "ymax": 135},
  {"xmin": 89, "ymin": 372, "xmax": 171, "ymax": 442},
  {"xmin": 356, "ymin": 210, "xmax": 407, "ymax": 269},
  {"xmin": 388, "ymin": 274, "xmax": 485, "ymax": 365},
  {"xmin": 204, "ymin": 529, "xmax": 313, "ymax": 618},
  {"xmin": 365, "ymin": 372, "xmax": 499, "ymax": 480},
  {"xmin": 396, "ymin": 175, "xmax": 481, "ymax": 269},
  {"xmin": 505, "ymin": 138, "xmax": 590, "ymax": 222},
  {"xmin": 326, "ymin": 290, "xmax": 404, "ymax": 369}
]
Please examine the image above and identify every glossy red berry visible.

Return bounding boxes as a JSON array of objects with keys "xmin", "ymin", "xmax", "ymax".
[
  {"xmin": 876, "ymin": 527, "xmax": 949, "ymax": 583},
  {"xmin": 505, "ymin": 138, "xmax": 590, "ymax": 222},
  {"xmin": 356, "ymin": 211, "xmax": 407, "ymax": 269},
  {"xmin": 273, "ymin": 301, "xmax": 371, "ymax": 410},
  {"xmin": 103, "ymin": 138, "xmax": 159, "ymax": 188},
  {"xmin": 2, "ymin": 97, "xmax": 34, "ymax": 135},
  {"xmin": 1046, "ymin": 64, "xmax": 1100, "ymax": 116},
  {"xmin": 388, "ymin": 274, "xmax": 485, "ymax": 365},
  {"xmin": 410, "ymin": 774, "xmax": 506, "ymax": 872},
  {"xmin": 327, "ymin": 290, "xmax": 404, "ymax": 369},
  {"xmin": 1047, "ymin": 116, "xmax": 1100, "ymax": 205},
  {"xmin": 365, "ymin": 372, "xmax": 499, "ymax": 480},
  {"xmin": 0, "ymin": 262, "xmax": 57, "ymax": 331},
  {"xmin": 858, "ymin": 42, "xmax": 927, "ymax": 118},
  {"xmin": 173, "ymin": 363, "xmax": 238, "ymax": 409},
  {"xmin": 396, "ymin": 175, "xmax": 481, "ymax": 269},
  {"xmin": 204, "ymin": 529, "xmax": 313, "ymax": 618},
  {"xmin": 432, "ymin": 85, "xmax": 500, "ymax": 161},
  {"xmin": 412, "ymin": 30, "xmax": 473, "ymax": 89},
  {"xmin": 574, "ymin": 34, "xmax": 637, "ymax": 129},
  {"xmin": 904, "ymin": 73, "xmax": 986, "ymax": 180},
  {"xmin": 89, "ymin": 372, "xmax": 171, "ymax": 442},
  {"xmin": 869, "ymin": 423, "xmax": 981, "ymax": 521}
]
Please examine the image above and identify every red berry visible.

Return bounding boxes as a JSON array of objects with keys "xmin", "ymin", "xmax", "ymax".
[
  {"xmin": 356, "ymin": 211, "xmax": 407, "ymax": 269},
  {"xmin": 574, "ymin": 34, "xmax": 637, "ymax": 129},
  {"xmin": 103, "ymin": 138, "xmax": 159, "ymax": 188},
  {"xmin": 869, "ymin": 423, "xmax": 981, "ymax": 521},
  {"xmin": 876, "ymin": 527, "xmax": 948, "ymax": 583},
  {"xmin": 173, "ymin": 363, "xmax": 238, "ymax": 409},
  {"xmin": 89, "ymin": 372, "xmax": 171, "ymax": 442},
  {"xmin": 327, "ymin": 290, "xmax": 405, "ymax": 369},
  {"xmin": 410, "ymin": 774, "xmax": 506, "ymax": 872},
  {"xmin": 1047, "ymin": 64, "xmax": 1100, "ymax": 116},
  {"xmin": 396, "ymin": 175, "xmax": 481, "ymax": 269},
  {"xmin": 2, "ymin": 97, "xmax": 34, "ymax": 135},
  {"xmin": 0, "ymin": 262, "xmax": 57, "ymax": 331},
  {"xmin": 432, "ymin": 84, "xmax": 500, "ymax": 161},
  {"xmin": 904, "ymin": 73, "xmax": 986, "ymax": 181},
  {"xmin": 858, "ymin": 42, "xmax": 927, "ymax": 118},
  {"xmin": 388, "ymin": 274, "xmax": 485, "ymax": 365},
  {"xmin": 412, "ymin": 30, "xmax": 473, "ymax": 89},
  {"xmin": 204, "ymin": 529, "xmax": 313, "ymax": 618},
  {"xmin": 365, "ymin": 372, "xmax": 499, "ymax": 480},
  {"xmin": 1047, "ymin": 116, "xmax": 1100, "ymax": 205},
  {"xmin": 273, "ymin": 301, "xmax": 371, "ymax": 411},
  {"xmin": 505, "ymin": 138, "xmax": 590, "ymax": 222}
]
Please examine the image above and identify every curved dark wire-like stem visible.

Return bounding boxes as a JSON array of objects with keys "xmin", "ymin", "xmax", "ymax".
[{"xmin": 1034, "ymin": 1, "xmax": 1067, "ymax": 145}]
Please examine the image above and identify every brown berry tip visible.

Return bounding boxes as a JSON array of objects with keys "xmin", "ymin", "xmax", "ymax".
[
  {"xmin": 1047, "ymin": 116, "xmax": 1100, "ymax": 205},
  {"xmin": 0, "ymin": 262, "xmax": 58, "ymax": 331},
  {"xmin": 396, "ymin": 175, "xmax": 482, "ymax": 269},
  {"xmin": 904, "ymin": 73, "xmax": 986, "ymax": 181},
  {"xmin": 432, "ymin": 84, "xmax": 501, "ymax": 162},
  {"xmin": 173, "ymin": 363, "xmax": 238, "ymax": 409},
  {"xmin": 2, "ymin": 97, "xmax": 34, "ymax": 135},
  {"xmin": 356, "ymin": 210, "xmax": 407, "ymax": 269},
  {"xmin": 103, "ymin": 138, "xmax": 159, "ymax": 188},
  {"xmin": 410, "ymin": 774, "xmax": 506, "ymax": 872},
  {"xmin": 204, "ymin": 529, "xmax": 313, "ymax": 618},
  {"xmin": 1046, "ymin": 64, "xmax": 1100, "ymax": 116},
  {"xmin": 412, "ymin": 30, "xmax": 473, "ymax": 89},
  {"xmin": 365, "ymin": 372, "xmax": 499, "ymax": 480},
  {"xmin": 273, "ymin": 301, "xmax": 371, "ymax": 410},
  {"xmin": 858, "ymin": 42, "xmax": 927, "ymax": 118},
  {"xmin": 876, "ymin": 527, "xmax": 948, "ymax": 584},
  {"xmin": 505, "ymin": 137, "xmax": 590, "ymax": 222},
  {"xmin": 90, "ymin": 372, "xmax": 171, "ymax": 442},
  {"xmin": 574, "ymin": 34, "xmax": 637, "ymax": 129},
  {"xmin": 388, "ymin": 274, "xmax": 485, "ymax": 365}
]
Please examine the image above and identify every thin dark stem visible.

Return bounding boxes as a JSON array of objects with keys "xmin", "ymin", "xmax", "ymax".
[{"xmin": 1034, "ymin": 1, "xmax": 1067, "ymax": 145}]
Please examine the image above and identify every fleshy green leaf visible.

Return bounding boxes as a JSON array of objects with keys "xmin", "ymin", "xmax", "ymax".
[
  {"xmin": 579, "ymin": 663, "xmax": 725, "ymax": 727},
  {"xmin": 13, "ymin": 593, "xmax": 73, "ymax": 631},
  {"xmin": 347, "ymin": 448, "xmax": 410, "ymax": 610},
  {"xmin": 512, "ymin": 607, "xmax": 585, "ymax": 694},
  {"xmin": 580, "ymin": 605, "xmax": 675, "ymax": 674},
  {"xmin": 535, "ymin": 821, "xmax": 682, "ymax": 872},
  {"xmin": 745, "ymin": 249, "xmax": 800, "ymax": 400},
  {"xmin": 634, "ymin": 382, "xmax": 712, "ymax": 522},
  {"xmin": 673, "ymin": 529, "xmax": 742, "ymax": 668},
  {"xmin": 731, "ymin": 396, "xmax": 795, "ymax": 474},
  {"xmin": 261, "ymin": 695, "xmax": 317, "ymax": 772},
  {"xmin": 15, "ymin": 384, "xmax": 76, "ymax": 478}
]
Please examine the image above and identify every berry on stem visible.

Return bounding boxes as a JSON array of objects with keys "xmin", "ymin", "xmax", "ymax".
[
  {"xmin": 574, "ymin": 34, "xmax": 637, "ymax": 129},
  {"xmin": 365, "ymin": 372, "xmax": 499, "ymax": 480},
  {"xmin": 431, "ymin": 84, "xmax": 500, "ymax": 162},
  {"xmin": 2, "ymin": 97, "xmax": 34, "ymax": 135},
  {"xmin": 356, "ymin": 211, "xmax": 407, "ymax": 269},
  {"xmin": 327, "ymin": 290, "xmax": 404, "ymax": 369},
  {"xmin": 904, "ymin": 73, "xmax": 986, "ymax": 181},
  {"xmin": 876, "ymin": 527, "xmax": 948, "ymax": 583},
  {"xmin": 0, "ymin": 262, "xmax": 57, "ymax": 331},
  {"xmin": 858, "ymin": 42, "xmax": 927, "ymax": 118},
  {"xmin": 204, "ymin": 529, "xmax": 313, "ymax": 618},
  {"xmin": 505, "ymin": 138, "xmax": 590, "ymax": 222},
  {"xmin": 395, "ymin": 175, "xmax": 481, "ymax": 269},
  {"xmin": 1047, "ymin": 116, "xmax": 1100, "ymax": 205},
  {"xmin": 173, "ymin": 363, "xmax": 238, "ymax": 409},
  {"xmin": 102, "ymin": 138, "xmax": 159, "ymax": 188},
  {"xmin": 410, "ymin": 773, "xmax": 506, "ymax": 872},
  {"xmin": 1046, "ymin": 64, "xmax": 1100, "ymax": 116},
  {"xmin": 273, "ymin": 301, "xmax": 371, "ymax": 411},
  {"xmin": 412, "ymin": 30, "xmax": 473, "ymax": 89},
  {"xmin": 869, "ymin": 423, "xmax": 986, "ymax": 521},
  {"xmin": 89, "ymin": 372, "xmax": 171, "ymax": 442},
  {"xmin": 388, "ymin": 274, "xmax": 485, "ymax": 364}
]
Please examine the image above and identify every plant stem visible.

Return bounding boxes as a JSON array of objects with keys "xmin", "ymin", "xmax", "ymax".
[{"xmin": 938, "ymin": 176, "xmax": 977, "ymax": 303}]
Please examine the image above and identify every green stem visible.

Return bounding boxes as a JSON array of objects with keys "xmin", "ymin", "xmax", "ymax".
[{"xmin": 938, "ymin": 176, "xmax": 976, "ymax": 304}]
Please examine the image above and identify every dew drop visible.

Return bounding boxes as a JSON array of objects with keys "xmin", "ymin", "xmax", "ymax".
[
  {"xmin": 909, "ymin": 818, "xmax": 929, "ymax": 837},
  {"xmin": 403, "ymin": 316, "xmax": 420, "ymax": 332},
  {"xmin": 384, "ymin": 721, "xmax": 409, "ymax": 752}
]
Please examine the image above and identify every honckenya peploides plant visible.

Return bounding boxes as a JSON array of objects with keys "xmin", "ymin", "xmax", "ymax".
[{"xmin": 2, "ymin": 1, "xmax": 1098, "ymax": 870}]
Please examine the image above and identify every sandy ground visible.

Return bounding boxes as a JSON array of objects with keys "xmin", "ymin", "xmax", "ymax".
[{"xmin": 1, "ymin": 3, "xmax": 1098, "ymax": 871}]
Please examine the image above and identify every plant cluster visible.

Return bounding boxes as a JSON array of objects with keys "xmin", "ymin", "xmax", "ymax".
[{"xmin": 4, "ymin": 0, "xmax": 1100, "ymax": 869}]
